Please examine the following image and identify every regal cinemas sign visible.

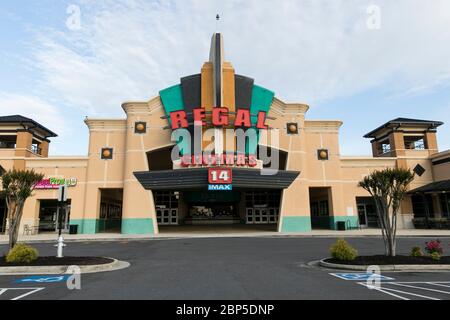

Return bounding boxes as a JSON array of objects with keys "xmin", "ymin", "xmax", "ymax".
[
  {"xmin": 169, "ymin": 108, "xmax": 268, "ymax": 130},
  {"xmin": 168, "ymin": 108, "xmax": 268, "ymax": 168}
]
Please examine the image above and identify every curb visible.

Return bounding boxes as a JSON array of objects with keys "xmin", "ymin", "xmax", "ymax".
[
  {"xmin": 2, "ymin": 234, "xmax": 450, "ymax": 245},
  {"xmin": 0, "ymin": 258, "xmax": 130, "ymax": 275},
  {"xmin": 319, "ymin": 258, "xmax": 450, "ymax": 271}
]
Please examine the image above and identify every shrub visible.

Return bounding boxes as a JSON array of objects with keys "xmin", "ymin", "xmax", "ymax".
[
  {"xmin": 430, "ymin": 252, "xmax": 441, "ymax": 261},
  {"xmin": 410, "ymin": 246, "xmax": 423, "ymax": 257},
  {"xmin": 330, "ymin": 239, "xmax": 358, "ymax": 261},
  {"xmin": 5, "ymin": 244, "xmax": 39, "ymax": 264},
  {"xmin": 425, "ymin": 239, "xmax": 443, "ymax": 256}
]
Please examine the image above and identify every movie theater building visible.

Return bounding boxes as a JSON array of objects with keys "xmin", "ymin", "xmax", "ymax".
[{"xmin": 1, "ymin": 33, "xmax": 449, "ymax": 235}]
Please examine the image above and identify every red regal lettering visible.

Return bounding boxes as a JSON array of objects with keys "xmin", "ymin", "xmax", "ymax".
[
  {"xmin": 170, "ymin": 111, "xmax": 188, "ymax": 129},
  {"xmin": 212, "ymin": 107, "xmax": 229, "ymax": 126},
  {"xmin": 234, "ymin": 109, "xmax": 251, "ymax": 128},
  {"xmin": 193, "ymin": 108, "xmax": 206, "ymax": 125},
  {"xmin": 256, "ymin": 111, "xmax": 268, "ymax": 129}
]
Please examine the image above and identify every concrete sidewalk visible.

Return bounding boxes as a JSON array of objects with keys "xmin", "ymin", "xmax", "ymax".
[{"xmin": 1, "ymin": 228, "xmax": 450, "ymax": 244}]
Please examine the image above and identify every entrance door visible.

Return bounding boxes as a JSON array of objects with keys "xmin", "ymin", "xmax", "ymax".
[
  {"xmin": 56, "ymin": 205, "xmax": 71, "ymax": 233},
  {"xmin": 154, "ymin": 191, "xmax": 179, "ymax": 226},
  {"xmin": 244, "ymin": 191, "xmax": 280, "ymax": 225},
  {"xmin": 246, "ymin": 207, "xmax": 279, "ymax": 225},
  {"xmin": 356, "ymin": 198, "xmax": 379, "ymax": 228},
  {"xmin": 39, "ymin": 200, "xmax": 71, "ymax": 232},
  {"xmin": 357, "ymin": 204, "xmax": 368, "ymax": 228},
  {"xmin": 365, "ymin": 203, "xmax": 378, "ymax": 228},
  {"xmin": 156, "ymin": 208, "xmax": 178, "ymax": 225}
]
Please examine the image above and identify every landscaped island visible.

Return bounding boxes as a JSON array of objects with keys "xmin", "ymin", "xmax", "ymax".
[
  {"xmin": 323, "ymin": 238, "xmax": 450, "ymax": 269},
  {"xmin": 0, "ymin": 256, "xmax": 114, "ymax": 267}
]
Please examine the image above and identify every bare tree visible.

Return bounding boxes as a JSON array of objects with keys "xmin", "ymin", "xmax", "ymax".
[
  {"xmin": 1, "ymin": 169, "xmax": 44, "ymax": 250},
  {"xmin": 358, "ymin": 168, "xmax": 414, "ymax": 257}
]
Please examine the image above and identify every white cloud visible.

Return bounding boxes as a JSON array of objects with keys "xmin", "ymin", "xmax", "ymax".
[
  {"xmin": 27, "ymin": 0, "xmax": 450, "ymax": 114},
  {"xmin": 3, "ymin": 0, "xmax": 448, "ymax": 156},
  {"xmin": 0, "ymin": 93, "xmax": 68, "ymax": 136}
]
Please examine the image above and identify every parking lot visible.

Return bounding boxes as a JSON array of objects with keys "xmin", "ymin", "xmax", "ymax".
[{"xmin": 1, "ymin": 237, "xmax": 450, "ymax": 300}]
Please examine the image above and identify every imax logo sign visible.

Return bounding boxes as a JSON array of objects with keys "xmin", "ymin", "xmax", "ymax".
[{"xmin": 208, "ymin": 184, "xmax": 233, "ymax": 191}]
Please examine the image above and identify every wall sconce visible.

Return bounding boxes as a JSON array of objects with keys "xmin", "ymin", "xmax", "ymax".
[
  {"xmin": 101, "ymin": 148, "xmax": 113, "ymax": 160},
  {"xmin": 317, "ymin": 149, "xmax": 329, "ymax": 160},
  {"xmin": 135, "ymin": 122, "xmax": 147, "ymax": 134},
  {"xmin": 287, "ymin": 123, "xmax": 298, "ymax": 134}
]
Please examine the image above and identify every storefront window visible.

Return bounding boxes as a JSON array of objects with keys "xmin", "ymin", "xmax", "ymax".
[
  {"xmin": 39, "ymin": 199, "xmax": 71, "ymax": 232},
  {"xmin": 440, "ymin": 193, "xmax": 450, "ymax": 217},
  {"xmin": 412, "ymin": 194, "xmax": 434, "ymax": 218}
]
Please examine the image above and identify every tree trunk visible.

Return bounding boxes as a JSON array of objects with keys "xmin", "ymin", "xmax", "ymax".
[
  {"xmin": 387, "ymin": 234, "xmax": 395, "ymax": 257},
  {"xmin": 8, "ymin": 201, "xmax": 24, "ymax": 250}
]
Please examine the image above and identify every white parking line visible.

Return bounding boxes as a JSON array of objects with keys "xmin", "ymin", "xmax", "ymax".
[
  {"xmin": 390, "ymin": 282, "xmax": 450, "ymax": 295},
  {"xmin": 358, "ymin": 282, "xmax": 440, "ymax": 300},
  {"xmin": 428, "ymin": 282, "xmax": 450, "ymax": 288},
  {"xmin": 358, "ymin": 282, "xmax": 450, "ymax": 300},
  {"xmin": 0, "ymin": 288, "xmax": 45, "ymax": 300},
  {"xmin": 366, "ymin": 286, "xmax": 410, "ymax": 300}
]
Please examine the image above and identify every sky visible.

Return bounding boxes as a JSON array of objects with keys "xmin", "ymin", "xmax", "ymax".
[{"xmin": 0, "ymin": 0, "xmax": 449, "ymax": 156}]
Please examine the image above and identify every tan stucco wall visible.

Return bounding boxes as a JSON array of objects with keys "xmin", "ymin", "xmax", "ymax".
[
  {"xmin": 1, "ymin": 94, "xmax": 448, "ymax": 234},
  {"xmin": 19, "ymin": 157, "xmax": 88, "ymax": 233}
]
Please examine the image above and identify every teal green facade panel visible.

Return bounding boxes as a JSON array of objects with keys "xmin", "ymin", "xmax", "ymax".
[
  {"xmin": 69, "ymin": 219, "xmax": 98, "ymax": 234},
  {"xmin": 159, "ymin": 84, "xmax": 185, "ymax": 117},
  {"xmin": 250, "ymin": 85, "xmax": 275, "ymax": 125},
  {"xmin": 121, "ymin": 218, "xmax": 155, "ymax": 235},
  {"xmin": 247, "ymin": 85, "xmax": 275, "ymax": 154},
  {"xmin": 280, "ymin": 216, "xmax": 312, "ymax": 232},
  {"xmin": 329, "ymin": 216, "xmax": 360, "ymax": 230},
  {"xmin": 160, "ymin": 84, "xmax": 188, "ymax": 154}
]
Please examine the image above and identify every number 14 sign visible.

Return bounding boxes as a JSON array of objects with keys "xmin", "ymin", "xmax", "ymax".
[{"xmin": 208, "ymin": 168, "xmax": 232, "ymax": 184}]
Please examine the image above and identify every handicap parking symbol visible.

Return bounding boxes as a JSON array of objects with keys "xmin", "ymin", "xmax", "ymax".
[
  {"xmin": 15, "ymin": 275, "xmax": 70, "ymax": 284},
  {"xmin": 330, "ymin": 273, "xmax": 394, "ymax": 281}
]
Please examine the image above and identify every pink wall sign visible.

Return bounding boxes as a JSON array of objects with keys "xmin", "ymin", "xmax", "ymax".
[{"xmin": 35, "ymin": 178, "xmax": 77, "ymax": 190}]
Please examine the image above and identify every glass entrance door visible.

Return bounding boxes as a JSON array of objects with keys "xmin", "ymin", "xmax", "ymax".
[
  {"xmin": 56, "ymin": 205, "xmax": 71, "ymax": 232},
  {"xmin": 246, "ymin": 207, "xmax": 279, "ymax": 225},
  {"xmin": 39, "ymin": 200, "xmax": 71, "ymax": 232},
  {"xmin": 156, "ymin": 208, "xmax": 178, "ymax": 225},
  {"xmin": 357, "ymin": 204, "xmax": 368, "ymax": 228},
  {"xmin": 357, "ymin": 200, "xmax": 379, "ymax": 228}
]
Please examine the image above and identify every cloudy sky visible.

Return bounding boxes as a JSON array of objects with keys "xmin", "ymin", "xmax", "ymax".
[{"xmin": 1, "ymin": 0, "xmax": 449, "ymax": 156}]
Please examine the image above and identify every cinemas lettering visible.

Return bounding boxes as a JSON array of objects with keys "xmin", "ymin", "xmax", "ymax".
[
  {"xmin": 169, "ymin": 108, "xmax": 268, "ymax": 130},
  {"xmin": 180, "ymin": 154, "xmax": 257, "ymax": 167}
]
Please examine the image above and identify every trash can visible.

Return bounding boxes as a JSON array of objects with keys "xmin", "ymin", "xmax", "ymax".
[
  {"xmin": 69, "ymin": 224, "xmax": 78, "ymax": 235},
  {"xmin": 337, "ymin": 221, "xmax": 346, "ymax": 231}
]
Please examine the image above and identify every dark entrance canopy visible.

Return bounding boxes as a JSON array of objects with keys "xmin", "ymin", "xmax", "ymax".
[
  {"xmin": 409, "ymin": 179, "xmax": 450, "ymax": 194},
  {"xmin": 134, "ymin": 168, "xmax": 300, "ymax": 190}
]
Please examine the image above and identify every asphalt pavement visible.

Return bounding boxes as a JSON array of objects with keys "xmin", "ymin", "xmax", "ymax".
[{"xmin": 1, "ymin": 236, "xmax": 450, "ymax": 300}]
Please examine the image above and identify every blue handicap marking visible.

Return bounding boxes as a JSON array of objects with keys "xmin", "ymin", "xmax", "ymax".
[
  {"xmin": 330, "ymin": 273, "xmax": 394, "ymax": 281},
  {"xmin": 15, "ymin": 275, "xmax": 70, "ymax": 284}
]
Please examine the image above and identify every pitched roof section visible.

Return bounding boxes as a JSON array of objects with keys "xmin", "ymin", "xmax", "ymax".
[
  {"xmin": 0, "ymin": 115, "xmax": 58, "ymax": 137},
  {"xmin": 364, "ymin": 118, "xmax": 444, "ymax": 138},
  {"xmin": 409, "ymin": 179, "xmax": 450, "ymax": 193}
]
